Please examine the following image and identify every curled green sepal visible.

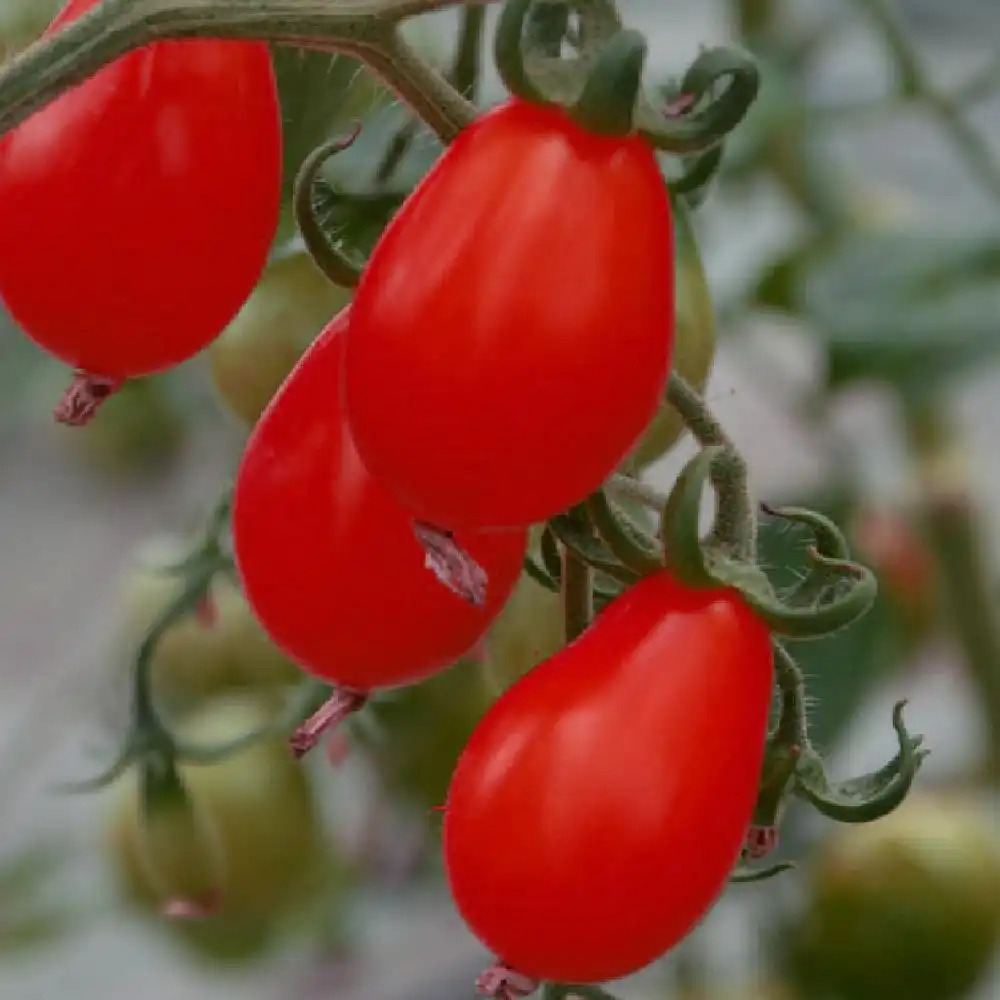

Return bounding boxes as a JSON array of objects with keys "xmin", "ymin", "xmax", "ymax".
[
  {"xmin": 669, "ymin": 145, "xmax": 725, "ymax": 207},
  {"xmin": 570, "ymin": 29, "xmax": 648, "ymax": 136},
  {"xmin": 729, "ymin": 860, "xmax": 796, "ymax": 883},
  {"xmin": 293, "ymin": 128, "xmax": 364, "ymax": 289},
  {"xmin": 761, "ymin": 502, "xmax": 866, "ymax": 607},
  {"xmin": 761, "ymin": 503, "xmax": 852, "ymax": 562},
  {"xmin": 523, "ymin": 552, "xmax": 560, "ymax": 592},
  {"xmin": 794, "ymin": 701, "xmax": 928, "ymax": 823},
  {"xmin": 523, "ymin": 0, "xmax": 570, "ymax": 58},
  {"xmin": 641, "ymin": 47, "xmax": 760, "ymax": 155},
  {"xmin": 586, "ymin": 489, "xmax": 663, "ymax": 577},
  {"xmin": 540, "ymin": 525, "xmax": 564, "ymax": 583},
  {"xmin": 659, "ymin": 445, "xmax": 727, "ymax": 588},
  {"xmin": 494, "ymin": 0, "xmax": 553, "ymax": 107},
  {"xmin": 737, "ymin": 548, "xmax": 878, "ymax": 639},
  {"xmin": 547, "ymin": 511, "xmax": 640, "ymax": 586},
  {"xmin": 660, "ymin": 448, "xmax": 878, "ymax": 636}
]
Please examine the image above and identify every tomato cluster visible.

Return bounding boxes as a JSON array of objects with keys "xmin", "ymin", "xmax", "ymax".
[{"xmin": 5, "ymin": 6, "xmax": 775, "ymax": 988}]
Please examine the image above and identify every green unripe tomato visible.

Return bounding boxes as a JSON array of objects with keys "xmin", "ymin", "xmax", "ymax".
[
  {"xmin": 484, "ymin": 573, "xmax": 565, "ymax": 692},
  {"xmin": 628, "ymin": 198, "xmax": 716, "ymax": 471},
  {"xmin": 782, "ymin": 792, "xmax": 1000, "ymax": 1000},
  {"xmin": 106, "ymin": 695, "xmax": 327, "ymax": 922},
  {"xmin": 209, "ymin": 249, "xmax": 353, "ymax": 426},
  {"xmin": 360, "ymin": 659, "xmax": 494, "ymax": 813},
  {"xmin": 134, "ymin": 763, "xmax": 224, "ymax": 916}
]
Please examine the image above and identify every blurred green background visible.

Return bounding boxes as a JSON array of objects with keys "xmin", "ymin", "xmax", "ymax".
[{"xmin": 1, "ymin": 1, "xmax": 1000, "ymax": 999}]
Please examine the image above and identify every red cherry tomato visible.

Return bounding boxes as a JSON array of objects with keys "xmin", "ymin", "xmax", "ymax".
[
  {"xmin": 232, "ymin": 308, "xmax": 529, "ymax": 692},
  {"xmin": 0, "ymin": 0, "xmax": 281, "ymax": 379},
  {"xmin": 344, "ymin": 97, "xmax": 674, "ymax": 530},
  {"xmin": 443, "ymin": 571, "xmax": 773, "ymax": 983}
]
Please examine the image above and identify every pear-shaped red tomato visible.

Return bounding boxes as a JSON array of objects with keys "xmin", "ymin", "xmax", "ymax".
[
  {"xmin": 0, "ymin": 0, "xmax": 281, "ymax": 383},
  {"xmin": 344, "ymin": 97, "xmax": 674, "ymax": 530},
  {"xmin": 443, "ymin": 571, "xmax": 773, "ymax": 984},
  {"xmin": 232, "ymin": 308, "xmax": 528, "ymax": 692}
]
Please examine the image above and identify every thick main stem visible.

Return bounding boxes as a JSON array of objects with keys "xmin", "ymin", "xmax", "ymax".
[
  {"xmin": 0, "ymin": 0, "xmax": 485, "ymax": 143},
  {"xmin": 902, "ymin": 399, "xmax": 1000, "ymax": 782}
]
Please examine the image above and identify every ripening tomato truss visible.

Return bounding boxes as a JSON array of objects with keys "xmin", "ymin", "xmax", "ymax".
[
  {"xmin": 344, "ymin": 96, "xmax": 675, "ymax": 531},
  {"xmin": 232, "ymin": 308, "xmax": 529, "ymax": 693},
  {"xmin": 0, "ymin": 0, "xmax": 281, "ymax": 382},
  {"xmin": 443, "ymin": 570, "xmax": 774, "ymax": 984}
]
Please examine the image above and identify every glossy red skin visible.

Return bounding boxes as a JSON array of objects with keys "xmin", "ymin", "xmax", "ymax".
[
  {"xmin": 232, "ymin": 309, "xmax": 528, "ymax": 692},
  {"xmin": 345, "ymin": 97, "xmax": 674, "ymax": 530},
  {"xmin": 0, "ymin": 0, "xmax": 281, "ymax": 377},
  {"xmin": 443, "ymin": 571, "xmax": 773, "ymax": 983}
]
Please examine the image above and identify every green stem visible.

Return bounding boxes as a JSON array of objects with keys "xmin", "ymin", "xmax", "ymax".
[
  {"xmin": 666, "ymin": 373, "xmax": 755, "ymax": 558},
  {"xmin": 606, "ymin": 473, "xmax": 668, "ymax": 511},
  {"xmin": 773, "ymin": 641, "xmax": 808, "ymax": 746},
  {"xmin": 0, "ymin": 0, "xmax": 484, "ymax": 144},
  {"xmin": 902, "ymin": 399, "xmax": 1000, "ymax": 782},
  {"xmin": 561, "ymin": 547, "xmax": 593, "ymax": 644}
]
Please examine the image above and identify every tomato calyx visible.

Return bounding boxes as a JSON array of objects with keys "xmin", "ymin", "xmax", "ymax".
[
  {"xmin": 412, "ymin": 521, "xmax": 490, "ymax": 607},
  {"xmin": 53, "ymin": 370, "xmax": 123, "ymax": 426},
  {"xmin": 493, "ymin": 0, "xmax": 759, "ymax": 154},
  {"xmin": 476, "ymin": 962, "xmax": 539, "ymax": 1000},
  {"xmin": 289, "ymin": 688, "xmax": 367, "ymax": 759},
  {"xmin": 658, "ymin": 445, "xmax": 877, "ymax": 639}
]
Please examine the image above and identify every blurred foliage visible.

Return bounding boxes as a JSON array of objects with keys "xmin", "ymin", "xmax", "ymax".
[
  {"xmin": 0, "ymin": 846, "xmax": 77, "ymax": 958},
  {"xmin": 357, "ymin": 657, "xmax": 494, "ymax": 816},
  {"xmin": 776, "ymin": 792, "xmax": 1000, "ymax": 1000},
  {"xmin": 209, "ymin": 248, "xmax": 353, "ymax": 427}
]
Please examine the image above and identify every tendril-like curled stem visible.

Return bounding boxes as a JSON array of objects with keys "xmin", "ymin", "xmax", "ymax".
[
  {"xmin": 293, "ymin": 125, "xmax": 365, "ymax": 288},
  {"xmin": 638, "ymin": 47, "xmax": 760, "ymax": 154}
]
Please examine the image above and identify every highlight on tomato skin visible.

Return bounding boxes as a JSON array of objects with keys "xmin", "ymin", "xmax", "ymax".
[
  {"xmin": 0, "ymin": 0, "xmax": 282, "ymax": 380},
  {"xmin": 232, "ymin": 307, "xmax": 529, "ymax": 694},
  {"xmin": 344, "ymin": 96, "xmax": 675, "ymax": 531},
  {"xmin": 442, "ymin": 570, "xmax": 774, "ymax": 985}
]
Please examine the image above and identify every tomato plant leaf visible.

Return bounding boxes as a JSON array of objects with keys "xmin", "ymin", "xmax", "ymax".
[{"xmin": 796, "ymin": 226, "xmax": 1000, "ymax": 393}]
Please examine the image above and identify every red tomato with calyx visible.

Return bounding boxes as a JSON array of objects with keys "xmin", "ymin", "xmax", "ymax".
[
  {"xmin": 345, "ymin": 97, "xmax": 674, "ymax": 530},
  {"xmin": 443, "ymin": 571, "xmax": 773, "ymax": 984},
  {"xmin": 0, "ymin": 0, "xmax": 281, "ymax": 379},
  {"xmin": 233, "ymin": 308, "xmax": 528, "ymax": 692}
]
